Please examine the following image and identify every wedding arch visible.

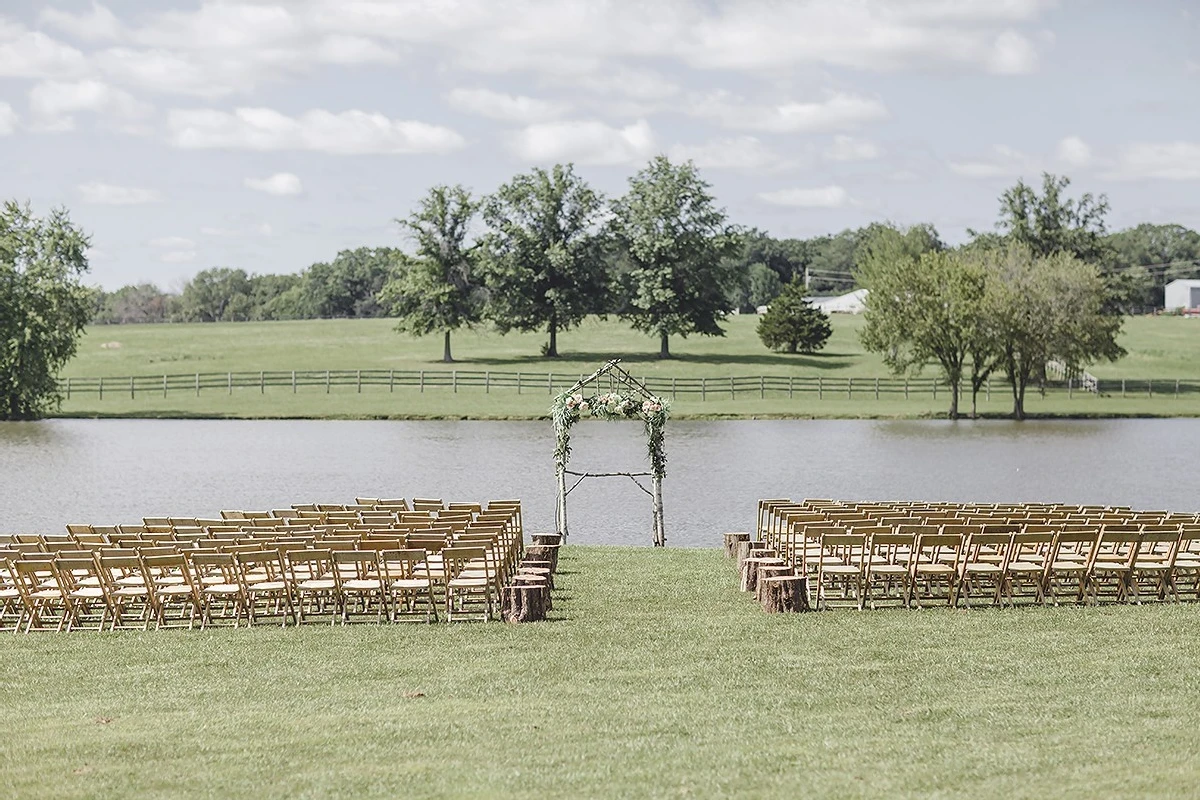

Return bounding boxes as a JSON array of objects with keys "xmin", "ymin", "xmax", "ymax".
[{"xmin": 551, "ymin": 360, "xmax": 670, "ymax": 547}]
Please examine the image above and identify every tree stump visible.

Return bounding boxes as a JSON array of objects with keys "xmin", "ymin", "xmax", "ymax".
[
  {"xmin": 740, "ymin": 556, "xmax": 786, "ymax": 593},
  {"xmin": 760, "ymin": 575, "xmax": 810, "ymax": 613},
  {"xmin": 513, "ymin": 574, "xmax": 552, "ymax": 611},
  {"xmin": 526, "ymin": 544, "xmax": 560, "ymax": 573},
  {"xmin": 755, "ymin": 564, "xmax": 795, "ymax": 603},
  {"xmin": 531, "ymin": 533, "xmax": 563, "ymax": 547},
  {"xmin": 736, "ymin": 541, "xmax": 776, "ymax": 572},
  {"xmin": 723, "ymin": 532, "xmax": 751, "ymax": 558},
  {"xmin": 502, "ymin": 584, "xmax": 546, "ymax": 622},
  {"xmin": 518, "ymin": 562, "xmax": 554, "ymax": 590}
]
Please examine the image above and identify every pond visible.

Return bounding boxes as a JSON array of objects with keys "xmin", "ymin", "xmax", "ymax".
[{"xmin": 1, "ymin": 419, "xmax": 1197, "ymax": 546}]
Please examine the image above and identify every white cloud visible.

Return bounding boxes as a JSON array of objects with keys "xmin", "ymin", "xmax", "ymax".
[
  {"xmin": 0, "ymin": 21, "xmax": 87, "ymax": 79},
  {"xmin": 0, "ymin": 102, "xmax": 17, "ymax": 136},
  {"xmin": 39, "ymin": 3, "xmax": 124, "ymax": 42},
  {"xmin": 149, "ymin": 237, "xmax": 195, "ymax": 249},
  {"xmin": 167, "ymin": 107, "xmax": 465, "ymax": 155},
  {"xmin": 256, "ymin": 222, "xmax": 274, "ymax": 237},
  {"xmin": 509, "ymin": 119, "xmax": 655, "ymax": 165},
  {"xmin": 986, "ymin": 29, "xmax": 1040, "ymax": 74},
  {"xmin": 446, "ymin": 88, "xmax": 568, "ymax": 123},
  {"xmin": 824, "ymin": 135, "xmax": 882, "ymax": 162},
  {"xmin": 1110, "ymin": 142, "xmax": 1200, "ymax": 180},
  {"xmin": 244, "ymin": 173, "xmax": 304, "ymax": 196},
  {"xmin": 948, "ymin": 144, "xmax": 1037, "ymax": 178},
  {"xmin": 78, "ymin": 182, "xmax": 162, "ymax": 205},
  {"xmin": 28, "ymin": 80, "xmax": 153, "ymax": 132},
  {"xmin": 691, "ymin": 91, "xmax": 888, "ymax": 133},
  {"xmin": 668, "ymin": 136, "xmax": 788, "ymax": 171},
  {"xmin": 313, "ymin": 35, "xmax": 399, "ymax": 66},
  {"xmin": 758, "ymin": 185, "xmax": 850, "ymax": 208},
  {"xmin": 160, "ymin": 250, "xmax": 197, "ymax": 264},
  {"xmin": 1056, "ymin": 135, "xmax": 1092, "ymax": 168}
]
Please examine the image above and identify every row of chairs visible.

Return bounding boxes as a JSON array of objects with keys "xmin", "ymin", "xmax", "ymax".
[
  {"xmin": 755, "ymin": 499, "xmax": 1200, "ymax": 610},
  {"xmin": 1, "ymin": 498, "xmax": 530, "ymax": 631}
]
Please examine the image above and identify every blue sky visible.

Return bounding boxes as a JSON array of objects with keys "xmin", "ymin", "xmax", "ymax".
[{"xmin": 1, "ymin": 0, "xmax": 1197, "ymax": 290}]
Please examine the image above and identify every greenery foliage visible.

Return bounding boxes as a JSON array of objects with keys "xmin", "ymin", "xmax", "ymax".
[
  {"xmin": 755, "ymin": 281, "xmax": 832, "ymax": 354},
  {"xmin": 610, "ymin": 156, "xmax": 742, "ymax": 358},
  {"xmin": 0, "ymin": 201, "xmax": 93, "ymax": 420},
  {"xmin": 552, "ymin": 386, "xmax": 670, "ymax": 479}
]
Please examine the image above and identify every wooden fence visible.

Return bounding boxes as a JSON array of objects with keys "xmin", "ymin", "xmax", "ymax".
[{"xmin": 55, "ymin": 370, "xmax": 1200, "ymax": 402}]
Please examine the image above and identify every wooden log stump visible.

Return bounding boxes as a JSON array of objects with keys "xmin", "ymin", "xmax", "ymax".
[
  {"xmin": 736, "ymin": 541, "xmax": 776, "ymax": 572},
  {"xmin": 512, "ymin": 574, "xmax": 552, "ymax": 611},
  {"xmin": 755, "ymin": 564, "xmax": 795, "ymax": 603},
  {"xmin": 760, "ymin": 575, "xmax": 810, "ymax": 613},
  {"xmin": 723, "ymin": 532, "xmax": 751, "ymax": 558},
  {"xmin": 526, "ymin": 544, "xmax": 560, "ymax": 573},
  {"xmin": 531, "ymin": 533, "xmax": 563, "ymax": 547},
  {"xmin": 740, "ymin": 556, "xmax": 786, "ymax": 594},
  {"xmin": 518, "ymin": 562, "xmax": 554, "ymax": 590},
  {"xmin": 502, "ymin": 584, "xmax": 546, "ymax": 622}
]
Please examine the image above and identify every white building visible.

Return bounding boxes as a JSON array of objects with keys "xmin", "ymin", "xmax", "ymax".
[
  {"xmin": 808, "ymin": 288, "xmax": 868, "ymax": 314},
  {"xmin": 1165, "ymin": 279, "xmax": 1200, "ymax": 311}
]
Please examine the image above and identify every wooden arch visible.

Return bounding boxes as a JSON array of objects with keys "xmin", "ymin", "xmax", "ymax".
[{"xmin": 552, "ymin": 360, "xmax": 668, "ymax": 547}]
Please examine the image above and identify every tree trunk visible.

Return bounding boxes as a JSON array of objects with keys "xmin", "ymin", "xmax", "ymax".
[
  {"xmin": 948, "ymin": 379, "xmax": 960, "ymax": 420},
  {"xmin": 760, "ymin": 575, "xmax": 810, "ymax": 613},
  {"xmin": 442, "ymin": 329, "xmax": 454, "ymax": 363},
  {"xmin": 502, "ymin": 584, "xmax": 546, "ymax": 622},
  {"xmin": 659, "ymin": 331, "xmax": 670, "ymax": 359},
  {"xmin": 723, "ymin": 532, "xmax": 751, "ymax": 558},
  {"xmin": 1014, "ymin": 380, "xmax": 1027, "ymax": 420},
  {"xmin": 546, "ymin": 317, "xmax": 559, "ymax": 358},
  {"xmin": 971, "ymin": 387, "xmax": 979, "ymax": 419}
]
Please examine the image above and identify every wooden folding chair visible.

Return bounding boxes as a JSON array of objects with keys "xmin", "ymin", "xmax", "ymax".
[
  {"xmin": 1128, "ymin": 530, "xmax": 1180, "ymax": 604},
  {"xmin": 1004, "ymin": 531, "xmax": 1053, "ymax": 605},
  {"xmin": 286, "ymin": 550, "xmax": 337, "ymax": 624},
  {"xmin": 11, "ymin": 559, "xmax": 73, "ymax": 632},
  {"xmin": 1088, "ymin": 531, "xmax": 1140, "ymax": 604},
  {"xmin": 332, "ymin": 550, "xmax": 387, "ymax": 624},
  {"xmin": 189, "ymin": 552, "xmax": 246, "ymax": 628},
  {"xmin": 54, "ymin": 556, "xmax": 109, "ymax": 631},
  {"xmin": 862, "ymin": 532, "xmax": 915, "ymax": 609},
  {"xmin": 909, "ymin": 534, "xmax": 963, "ymax": 608},
  {"xmin": 1044, "ymin": 530, "xmax": 1099, "ymax": 605},
  {"xmin": 956, "ymin": 532, "xmax": 1012, "ymax": 607},
  {"xmin": 234, "ymin": 550, "xmax": 295, "ymax": 626},
  {"xmin": 97, "ymin": 552, "xmax": 154, "ymax": 630},
  {"xmin": 814, "ymin": 532, "xmax": 868, "ymax": 610},
  {"xmin": 379, "ymin": 549, "xmax": 439, "ymax": 622},
  {"xmin": 443, "ymin": 546, "xmax": 493, "ymax": 621},
  {"xmin": 143, "ymin": 553, "xmax": 201, "ymax": 629}
]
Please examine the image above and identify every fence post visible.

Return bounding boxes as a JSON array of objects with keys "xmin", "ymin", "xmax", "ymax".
[
  {"xmin": 99, "ymin": 377, "xmax": 103, "ymax": 400},
  {"xmin": 788, "ymin": 375, "xmax": 793, "ymax": 399},
  {"xmin": 701, "ymin": 377, "xmax": 706, "ymax": 401},
  {"xmin": 1148, "ymin": 379, "xmax": 1152, "ymax": 398},
  {"xmin": 1176, "ymin": 379, "xmax": 1180, "ymax": 397},
  {"xmin": 195, "ymin": 373, "xmax": 200, "ymax": 397},
  {"xmin": 453, "ymin": 371, "xmax": 458, "ymax": 394},
  {"xmin": 818, "ymin": 376, "xmax": 822, "ymax": 400},
  {"xmin": 1121, "ymin": 378, "xmax": 1125, "ymax": 398},
  {"xmin": 130, "ymin": 376, "xmax": 135, "ymax": 400},
  {"xmin": 672, "ymin": 377, "xmax": 677, "ymax": 400},
  {"xmin": 389, "ymin": 370, "xmax": 394, "ymax": 393},
  {"xmin": 292, "ymin": 370, "xmax": 297, "ymax": 393},
  {"xmin": 420, "ymin": 371, "xmax": 425, "ymax": 393},
  {"xmin": 847, "ymin": 377, "xmax": 852, "ymax": 399},
  {"xmin": 325, "ymin": 370, "xmax": 330, "ymax": 394},
  {"xmin": 875, "ymin": 377, "xmax": 879, "ymax": 400},
  {"xmin": 485, "ymin": 371, "xmax": 490, "ymax": 394},
  {"xmin": 933, "ymin": 380, "xmax": 937, "ymax": 400},
  {"xmin": 66, "ymin": 376, "xmax": 71, "ymax": 400},
  {"xmin": 730, "ymin": 376, "xmax": 735, "ymax": 399},
  {"xmin": 517, "ymin": 372, "xmax": 521, "ymax": 395},
  {"xmin": 228, "ymin": 372, "xmax": 233, "ymax": 395},
  {"xmin": 904, "ymin": 377, "xmax": 909, "ymax": 399},
  {"xmin": 760, "ymin": 375, "xmax": 765, "ymax": 399},
  {"xmin": 261, "ymin": 371, "xmax": 265, "ymax": 394},
  {"xmin": 1068, "ymin": 377, "xmax": 1072, "ymax": 399},
  {"xmin": 986, "ymin": 377, "xmax": 990, "ymax": 401},
  {"xmin": 357, "ymin": 370, "xmax": 361, "ymax": 394},
  {"xmin": 548, "ymin": 373, "xmax": 553, "ymax": 395}
]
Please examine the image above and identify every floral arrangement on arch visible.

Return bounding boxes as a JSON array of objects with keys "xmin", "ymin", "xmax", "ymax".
[{"xmin": 552, "ymin": 389, "xmax": 670, "ymax": 480}]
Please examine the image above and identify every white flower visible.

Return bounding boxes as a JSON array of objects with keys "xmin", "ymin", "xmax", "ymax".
[{"xmin": 579, "ymin": 401, "xmax": 589, "ymax": 412}]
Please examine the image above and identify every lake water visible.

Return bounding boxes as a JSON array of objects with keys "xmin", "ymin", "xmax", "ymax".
[{"xmin": 1, "ymin": 419, "xmax": 1197, "ymax": 546}]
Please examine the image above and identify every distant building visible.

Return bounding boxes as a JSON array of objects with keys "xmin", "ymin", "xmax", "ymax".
[
  {"xmin": 807, "ymin": 288, "xmax": 868, "ymax": 314},
  {"xmin": 1164, "ymin": 279, "xmax": 1200, "ymax": 311}
]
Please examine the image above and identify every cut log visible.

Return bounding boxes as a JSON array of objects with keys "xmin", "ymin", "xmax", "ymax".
[
  {"xmin": 526, "ymin": 544, "xmax": 560, "ymax": 573},
  {"xmin": 740, "ymin": 556, "xmax": 786, "ymax": 593},
  {"xmin": 736, "ymin": 541, "xmax": 776, "ymax": 572},
  {"xmin": 502, "ymin": 584, "xmax": 546, "ymax": 622},
  {"xmin": 754, "ymin": 564, "xmax": 795, "ymax": 603},
  {"xmin": 512, "ymin": 574, "xmax": 552, "ymax": 611},
  {"xmin": 531, "ymin": 533, "xmax": 563, "ymax": 547},
  {"xmin": 760, "ymin": 575, "xmax": 810, "ymax": 613},
  {"xmin": 518, "ymin": 562, "xmax": 553, "ymax": 590},
  {"xmin": 723, "ymin": 532, "xmax": 751, "ymax": 558}
]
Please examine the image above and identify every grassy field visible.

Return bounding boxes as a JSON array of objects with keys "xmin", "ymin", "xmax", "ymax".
[
  {"xmin": 53, "ymin": 314, "xmax": 1200, "ymax": 419},
  {"xmin": 3, "ymin": 546, "xmax": 1200, "ymax": 798}
]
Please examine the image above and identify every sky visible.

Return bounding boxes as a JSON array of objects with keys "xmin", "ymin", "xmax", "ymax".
[{"xmin": 1, "ymin": 0, "xmax": 1198, "ymax": 290}]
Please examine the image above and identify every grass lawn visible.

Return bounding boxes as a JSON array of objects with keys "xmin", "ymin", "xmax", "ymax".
[
  {"xmin": 3, "ymin": 546, "xmax": 1200, "ymax": 798},
  {"xmin": 53, "ymin": 314, "xmax": 1200, "ymax": 419}
]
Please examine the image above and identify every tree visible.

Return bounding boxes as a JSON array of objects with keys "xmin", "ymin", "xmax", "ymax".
[
  {"xmin": 381, "ymin": 185, "xmax": 480, "ymax": 363},
  {"xmin": 481, "ymin": 164, "xmax": 608, "ymax": 358},
  {"xmin": 94, "ymin": 283, "xmax": 174, "ymax": 324},
  {"xmin": 756, "ymin": 281, "xmax": 832, "ymax": 354},
  {"xmin": 175, "ymin": 267, "xmax": 253, "ymax": 322},
  {"xmin": 0, "ymin": 201, "xmax": 93, "ymax": 420},
  {"xmin": 981, "ymin": 244, "xmax": 1125, "ymax": 420},
  {"xmin": 610, "ymin": 156, "xmax": 741, "ymax": 359},
  {"xmin": 981, "ymin": 172, "xmax": 1111, "ymax": 263},
  {"xmin": 1106, "ymin": 223, "xmax": 1200, "ymax": 309},
  {"xmin": 858, "ymin": 230, "xmax": 980, "ymax": 419}
]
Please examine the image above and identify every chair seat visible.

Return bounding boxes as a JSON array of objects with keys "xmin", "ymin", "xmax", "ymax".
[
  {"xmin": 448, "ymin": 577, "xmax": 489, "ymax": 588},
  {"xmin": 246, "ymin": 580, "xmax": 288, "ymax": 592},
  {"xmin": 341, "ymin": 579, "xmax": 382, "ymax": 591},
  {"xmin": 915, "ymin": 564, "xmax": 954, "ymax": 575},
  {"xmin": 962, "ymin": 563, "xmax": 1002, "ymax": 573},
  {"xmin": 389, "ymin": 579, "xmax": 432, "ymax": 590},
  {"xmin": 204, "ymin": 583, "xmax": 242, "ymax": 594},
  {"xmin": 156, "ymin": 585, "xmax": 195, "ymax": 596},
  {"xmin": 298, "ymin": 579, "xmax": 336, "ymax": 591},
  {"xmin": 69, "ymin": 587, "xmax": 105, "ymax": 600},
  {"xmin": 1008, "ymin": 561, "xmax": 1044, "ymax": 572}
]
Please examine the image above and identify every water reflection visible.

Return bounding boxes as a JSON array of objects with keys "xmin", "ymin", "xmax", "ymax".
[{"xmin": 1, "ymin": 419, "xmax": 1197, "ymax": 546}]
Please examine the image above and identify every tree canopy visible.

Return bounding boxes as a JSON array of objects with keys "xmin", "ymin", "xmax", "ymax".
[
  {"xmin": 0, "ymin": 201, "xmax": 93, "ymax": 420},
  {"xmin": 756, "ymin": 281, "xmax": 832, "ymax": 355},
  {"xmin": 610, "ymin": 156, "xmax": 741, "ymax": 358},
  {"xmin": 481, "ymin": 164, "xmax": 608, "ymax": 358}
]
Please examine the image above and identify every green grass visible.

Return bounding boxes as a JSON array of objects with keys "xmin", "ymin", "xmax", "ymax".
[
  {"xmin": 3, "ymin": 546, "xmax": 1200, "ymax": 798},
  {"xmin": 54, "ymin": 315, "xmax": 1200, "ymax": 419}
]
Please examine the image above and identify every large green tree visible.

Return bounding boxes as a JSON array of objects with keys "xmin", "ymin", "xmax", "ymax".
[
  {"xmin": 481, "ymin": 164, "xmax": 608, "ymax": 358},
  {"xmin": 1106, "ymin": 223, "xmax": 1200, "ymax": 309},
  {"xmin": 175, "ymin": 267, "xmax": 253, "ymax": 322},
  {"xmin": 0, "ymin": 201, "xmax": 93, "ymax": 420},
  {"xmin": 381, "ymin": 185, "xmax": 480, "ymax": 362},
  {"xmin": 979, "ymin": 172, "xmax": 1111, "ymax": 263},
  {"xmin": 982, "ymin": 244, "xmax": 1125, "ymax": 420},
  {"xmin": 610, "ymin": 156, "xmax": 741, "ymax": 358},
  {"xmin": 756, "ymin": 280, "xmax": 832, "ymax": 354},
  {"xmin": 857, "ymin": 226, "xmax": 980, "ymax": 419}
]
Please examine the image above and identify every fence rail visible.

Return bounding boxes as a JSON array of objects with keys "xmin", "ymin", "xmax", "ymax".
[{"xmin": 55, "ymin": 370, "xmax": 1200, "ymax": 402}]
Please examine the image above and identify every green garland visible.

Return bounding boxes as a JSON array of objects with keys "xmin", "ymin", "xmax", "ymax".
[{"xmin": 552, "ymin": 389, "xmax": 670, "ymax": 479}]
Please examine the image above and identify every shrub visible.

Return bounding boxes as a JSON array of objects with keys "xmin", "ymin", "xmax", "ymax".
[{"xmin": 756, "ymin": 281, "xmax": 832, "ymax": 354}]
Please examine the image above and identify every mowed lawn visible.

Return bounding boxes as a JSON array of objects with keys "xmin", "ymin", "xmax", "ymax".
[
  {"xmin": 54, "ymin": 314, "xmax": 1200, "ymax": 419},
  {"xmin": 3, "ymin": 547, "xmax": 1200, "ymax": 799}
]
